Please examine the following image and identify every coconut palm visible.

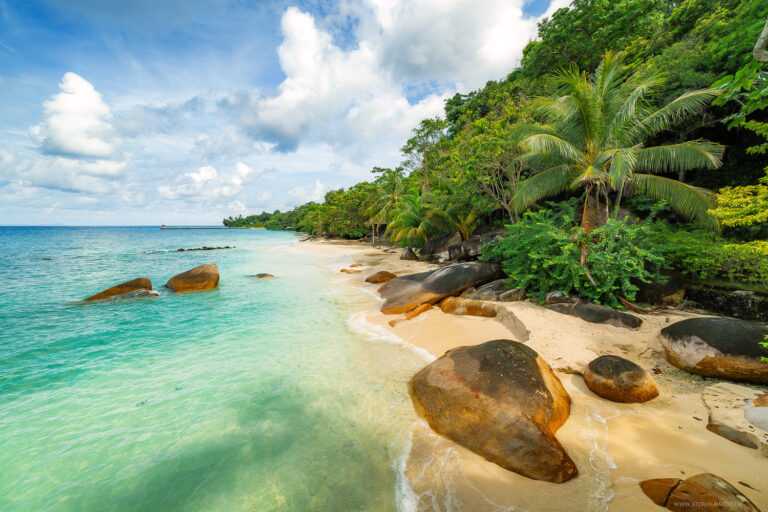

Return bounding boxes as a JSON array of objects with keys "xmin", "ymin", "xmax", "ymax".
[
  {"xmin": 366, "ymin": 168, "xmax": 404, "ymax": 246},
  {"xmin": 386, "ymin": 190, "xmax": 437, "ymax": 246},
  {"xmin": 512, "ymin": 52, "xmax": 725, "ymax": 230}
]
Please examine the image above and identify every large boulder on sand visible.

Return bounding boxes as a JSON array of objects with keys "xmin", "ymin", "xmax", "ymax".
[
  {"xmin": 438, "ymin": 296, "xmax": 497, "ymax": 317},
  {"xmin": 465, "ymin": 279, "xmax": 508, "ymax": 301},
  {"xmin": 366, "ymin": 270, "xmax": 397, "ymax": 284},
  {"xmin": 400, "ymin": 247, "xmax": 418, "ymax": 261},
  {"xmin": 548, "ymin": 302, "xmax": 642, "ymax": 329},
  {"xmin": 85, "ymin": 277, "xmax": 153, "ymax": 301},
  {"xmin": 378, "ymin": 262, "xmax": 500, "ymax": 314},
  {"xmin": 702, "ymin": 382, "xmax": 768, "ymax": 455},
  {"xmin": 583, "ymin": 355, "xmax": 659, "ymax": 403},
  {"xmin": 640, "ymin": 473, "xmax": 760, "ymax": 511},
  {"xmin": 409, "ymin": 340, "xmax": 578, "ymax": 483},
  {"xmin": 166, "ymin": 264, "xmax": 219, "ymax": 293},
  {"xmin": 419, "ymin": 232, "xmax": 461, "ymax": 260},
  {"xmin": 659, "ymin": 318, "xmax": 768, "ymax": 383}
]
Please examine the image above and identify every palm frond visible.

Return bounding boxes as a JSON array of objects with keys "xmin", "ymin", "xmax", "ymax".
[
  {"xmin": 523, "ymin": 134, "xmax": 582, "ymax": 162},
  {"xmin": 629, "ymin": 174, "xmax": 719, "ymax": 231},
  {"xmin": 512, "ymin": 165, "xmax": 574, "ymax": 214},
  {"xmin": 636, "ymin": 140, "xmax": 724, "ymax": 173},
  {"xmin": 627, "ymin": 89, "xmax": 720, "ymax": 143},
  {"xmin": 607, "ymin": 148, "xmax": 638, "ymax": 188}
]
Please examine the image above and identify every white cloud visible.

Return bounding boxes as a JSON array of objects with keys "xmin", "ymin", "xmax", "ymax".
[
  {"xmin": 8, "ymin": 156, "xmax": 128, "ymax": 194},
  {"xmin": 29, "ymin": 72, "xmax": 120, "ymax": 158},
  {"xmin": 288, "ymin": 179, "xmax": 326, "ymax": 204},
  {"xmin": 158, "ymin": 161, "xmax": 255, "ymax": 200}
]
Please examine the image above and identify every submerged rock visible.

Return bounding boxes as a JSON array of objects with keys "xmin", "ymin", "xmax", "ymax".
[
  {"xmin": 703, "ymin": 383, "xmax": 768, "ymax": 455},
  {"xmin": 438, "ymin": 297, "xmax": 497, "ymax": 317},
  {"xmin": 409, "ymin": 340, "xmax": 578, "ymax": 483},
  {"xmin": 547, "ymin": 302, "xmax": 642, "ymax": 329},
  {"xmin": 85, "ymin": 277, "xmax": 153, "ymax": 301},
  {"xmin": 365, "ymin": 270, "xmax": 396, "ymax": 284},
  {"xmin": 640, "ymin": 473, "xmax": 760, "ymax": 511},
  {"xmin": 252, "ymin": 273, "xmax": 274, "ymax": 279},
  {"xmin": 659, "ymin": 318, "xmax": 768, "ymax": 383},
  {"xmin": 378, "ymin": 262, "xmax": 500, "ymax": 314},
  {"xmin": 583, "ymin": 355, "xmax": 659, "ymax": 403},
  {"xmin": 176, "ymin": 246, "xmax": 233, "ymax": 252},
  {"xmin": 166, "ymin": 263, "xmax": 219, "ymax": 293}
]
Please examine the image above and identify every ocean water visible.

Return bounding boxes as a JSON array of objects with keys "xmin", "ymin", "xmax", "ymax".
[{"xmin": 0, "ymin": 227, "xmax": 425, "ymax": 512}]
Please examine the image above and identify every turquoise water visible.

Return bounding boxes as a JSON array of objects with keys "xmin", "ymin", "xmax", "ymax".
[{"xmin": 0, "ymin": 227, "xmax": 424, "ymax": 511}]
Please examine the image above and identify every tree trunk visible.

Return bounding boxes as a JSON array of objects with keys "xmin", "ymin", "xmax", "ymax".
[{"xmin": 754, "ymin": 15, "xmax": 768, "ymax": 63}]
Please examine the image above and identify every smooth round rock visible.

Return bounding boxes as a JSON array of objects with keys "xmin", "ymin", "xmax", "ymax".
[{"xmin": 583, "ymin": 355, "xmax": 659, "ymax": 403}]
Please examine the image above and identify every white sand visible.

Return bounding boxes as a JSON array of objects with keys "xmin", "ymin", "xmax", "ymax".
[{"xmin": 299, "ymin": 239, "xmax": 768, "ymax": 511}]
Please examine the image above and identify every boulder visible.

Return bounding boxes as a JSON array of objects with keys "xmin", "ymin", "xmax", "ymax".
[
  {"xmin": 659, "ymin": 318, "xmax": 768, "ymax": 383},
  {"xmin": 499, "ymin": 288, "xmax": 526, "ymax": 302},
  {"xmin": 420, "ymin": 232, "xmax": 462, "ymax": 259},
  {"xmin": 378, "ymin": 262, "xmax": 501, "ymax": 314},
  {"xmin": 640, "ymin": 473, "xmax": 760, "ymax": 511},
  {"xmin": 702, "ymin": 383, "xmax": 768, "ymax": 455},
  {"xmin": 340, "ymin": 268, "xmax": 362, "ymax": 274},
  {"xmin": 400, "ymin": 247, "xmax": 418, "ymax": 261},
  {"xmin": 409, "ymin": 340, "xmax": 578, "ymax": 483},
  {"xmin": 465, "ymin": 279, "xmax": 508, "ymax": 301},
  {"xmin": 165, "ymin": 264, "xmax": 219, "ymax": 293},
  {"xmin": 583, "ymin": 355, "xmax": 659, "ymax": 403},
  {"xmin": 447, "ymin": 231, "xmax": 503, "ymax": 261},
  {"xmin": 544, "ymin": 291, "xmax": 578, "ymax": 305},
  {"xmin": 438, "ymin": 297, "xmax": 497, "ymax": 317},
  {"xmin": 686, "ymin": 285, "xmax": 768, "ymax": 322},
  {"xmin": 85, "ymin": 277, "xmax": 153, "ymax": 301},
  {"xmin": 389, "ymin": 304, "xmax": 433, "ymax": 327},
  {"xmin": 636, "ymin": 269, "xmax": 685, "ymax": 306},
  {"xmin": 350, "ymin": 263, "xmax": 363, "ymax": 267},
  {"xmin": 547, "ymin": 302, "xmax": 642, "ymax": 329},
  {"xmin": 365, "ymin": 270, "xmax": 397, "ymax": 284}
]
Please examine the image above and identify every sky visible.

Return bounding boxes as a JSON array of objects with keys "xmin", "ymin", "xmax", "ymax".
[{"xmin": 0, "ymin": 0, "xmax": 569, "ymax": 225}]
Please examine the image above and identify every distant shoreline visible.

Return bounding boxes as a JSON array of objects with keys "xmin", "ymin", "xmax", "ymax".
[{"xmin": 159, "ymin": 226, "xmax": 266, "ymax": 230}]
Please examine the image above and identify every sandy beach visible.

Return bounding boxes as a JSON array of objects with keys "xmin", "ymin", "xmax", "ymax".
[{"xmin": 299, "ymin": 239, "xmax": 768, "ymax": 512}]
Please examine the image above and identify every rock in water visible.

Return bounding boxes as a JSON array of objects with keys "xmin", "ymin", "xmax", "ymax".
[
  {"xmin": 85, "ymin": 277, "xmax": 153, "ymax": 301},
  {"xmin": 659, "ymin": 318, "xmax": 768, "ymax": 383},
  {"xmin": 400, "ymin": 247, "xmax": 418, "ymax": 260},
  {"xmin": 378, "ymin": 262, "xmax": 500, "ymax": 314},
  {"xmin": 409, "ymin": 340, "xmax": 578, "ymax": 483},
  {"xmin": 547, "ymin": 302, "xmax": 642, "ymax": 329},
  {"xmin": 365, "ymin": 270, "xmax": 396, "ymax": 284},
  {"xmin": 702, "ymin": 383, "xmax": 768, "ymax": 455},
  {"xmin": 640, "ymin": 473, "xmax": 760, "ymax": 511},
  {"xmin": 583, "ymin": 355, "xmax": 659, "ymax": 403},
  {"xmin": 254, "ymin": 273, "xmax": 274, "ymax": 279},
  {"xmin": 166, "ymin": 264, "xmax": 219, "ymax": 293}
]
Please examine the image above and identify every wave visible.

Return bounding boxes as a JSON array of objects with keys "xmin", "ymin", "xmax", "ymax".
[{"xmin": 347, "ymin": 311, "xmax": 435, "ymax": 363}]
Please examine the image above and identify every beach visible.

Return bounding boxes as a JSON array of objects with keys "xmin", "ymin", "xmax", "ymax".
[{"xmin": 303, "ymin": 238, "xmax": 768, "ymax": 512}]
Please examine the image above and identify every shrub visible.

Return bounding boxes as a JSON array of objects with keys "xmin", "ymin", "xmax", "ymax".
[
  {"xmin": 482, "ymin": 201, "xmax": 665, "ymax": 308},
  {"xmin": 647, "ymin": 222, "xmax": 768, "ymax": 286}
]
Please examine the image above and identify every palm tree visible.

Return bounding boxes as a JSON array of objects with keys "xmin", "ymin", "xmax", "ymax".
[
  {"xmin": 386, "ymin": 190, "xmax": 437, "ymax": 246},
  {"xmin": 366, "ymin": 167, "xmax": 404, "ymax": 246},
  {"xmin": 512, "ymin": 52, "xmax": 725, "ymax": 231}
]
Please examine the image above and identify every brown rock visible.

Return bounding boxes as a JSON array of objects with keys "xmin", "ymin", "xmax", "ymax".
[
  {"xmin": 253, "ymin": 273, "xmax": 274, "ymax": 279},
  {"xmin": 438, "ymin": 297, "xmax": 497, "ymax": 317},
  {"xmin": 548, "ymin": 302, "xmax": 642, "ymax": 329},
  {"xmin": 378, "ymin": 262, "xmax": 500, "ymax": 314},
  {"xmin": 409, "ymin": 340, "xmax": 578, "ymax": 483},
  {"xmin": 389, "ymin": 303, "xmax": 433, "ymax": 327},
  {"xmin": 641, "ymin": 473, "xmax": 760, "ymax": 511},
  {"xmin": 166, "ymin": 264, "xmax": 219, "ymax": 293},
  {"xmin": 583, "ymin": 355, "xmax": 659, "ymax": 403},
  {"xmin": 703, "ymin": 383, "xmax": 768, "ymax": 455},
  {"xmin": 340, "ymin": 268, "xmax": 362, "ymax": 274},
  {"xmin": 365, "ymin": 270, "xmax": 396, "ymax": 284},
  {"xmin": 350, "ymin": 263, "xmax": 362, "ymax": 267},
  {"xmin": 85, "ymin": 277, "xmax": 153, "ymax": 301},
  {"xmin": 659, "ymin": 318, "xmax": 768, "ymax": 383}
]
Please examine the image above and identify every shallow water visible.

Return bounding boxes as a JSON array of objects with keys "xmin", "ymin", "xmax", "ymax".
[{"xmin": 0, "ymin": 227, "xmax": 424, "ymax": 511}]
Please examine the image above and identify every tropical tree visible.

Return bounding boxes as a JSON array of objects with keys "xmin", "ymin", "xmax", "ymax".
[
  {"xmin": 512, "ymin": 52, "xmax": 725, "ymax": 231},
  {"xmin": 366, "ymin": 167, "xmax": 404, "ymax": 246},
  {"xmin": 386, "ymin": 190, "xmax": 437, "ymax": 247},
  {"xmin": 427, "ymin": 204, "xmax": 482, "ymax": 241}
]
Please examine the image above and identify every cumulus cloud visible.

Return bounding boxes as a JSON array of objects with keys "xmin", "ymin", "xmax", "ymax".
[
  {"xmin": 7, "ymin": 156, "xmax": 128, "ymax": 194},
  {"xmin": 29, "ymin": 72, "xmax": 120, "ymax": 158},
  {"xmin": 288, "ymin": 180, "xmax": 326, "ymax": 204},
  {"xmin": 158, "ymin": 161, "xmax": 255, "ymax": 200}
]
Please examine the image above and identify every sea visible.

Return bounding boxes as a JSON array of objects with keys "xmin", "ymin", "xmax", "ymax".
[{"xmin": 0, "ymin": 226, "xmax": 427, "ymax": 512}]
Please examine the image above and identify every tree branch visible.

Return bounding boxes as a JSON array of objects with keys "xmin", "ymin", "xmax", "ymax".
[{"xmin": 754, "ymin": 15, "xmax": 768, "ymax": 63}]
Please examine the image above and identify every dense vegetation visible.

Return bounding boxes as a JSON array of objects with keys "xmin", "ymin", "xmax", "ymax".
[{"xmin": 225, "ymin": 0, "xmax": 768, "ymax": 306}]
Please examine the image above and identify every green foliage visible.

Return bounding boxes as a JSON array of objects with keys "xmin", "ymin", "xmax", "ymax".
[
  {"xmin": 482, "ymin": 200, "xmax": 665, "ymax": 308},
  {"xmin": 647, "ymin": 222, "xmax": 768, "ymax": 286}
]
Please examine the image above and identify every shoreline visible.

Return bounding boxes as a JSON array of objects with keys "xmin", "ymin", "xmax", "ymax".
[{"xmin": 296, "ymin": 238, "xmax": 768, "ymax": 512}]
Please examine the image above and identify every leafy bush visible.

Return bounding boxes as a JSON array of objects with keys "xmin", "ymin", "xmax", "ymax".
[
  {"xmin": 482, "ymin": 201, "xmax": 665, "ymax": 308},
  {"xmin": 647, "ymin": 222, "xmax": 768, "ymax": 286}
]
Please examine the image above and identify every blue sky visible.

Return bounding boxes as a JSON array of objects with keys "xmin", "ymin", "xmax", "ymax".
[{"xmin": 0, "ymin": 0, "xmax": 568, "ymax": 225}]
